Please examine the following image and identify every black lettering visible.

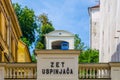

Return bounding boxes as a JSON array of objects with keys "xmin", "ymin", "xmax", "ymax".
[
  {"xmin": 56, "ymin": 62, "xmax": 59, "ymax": 67},
  {"xmin": 55, "ymin": 69, "xmax": 59, "ymax": 74},
  {"xmin": 63, "ymin": 69, "xmax": 66, "ymax": 74},
  {"xmin": 70, "ymin": 69, "xmax": 73, "ymax": 74},
  {"xmin": 50, "ymin": 69, "xmax": 53, "ymax": 74},
  {"xmin": 46, "ymin": 69, "xmax": 49, "ymax": 74},
  {"xmin": 42, "ymin": 69, "xmax": 45, "ymax": 74},
  {"xmin": 61, "ymin": 62, "xmax": 65, "ymax": 67},
  {"xmin": 51, "ymin": 62, "xmax": 54, "ymax": 68},
  {"xmin": 59, "ymin": 69, "xmax": 62, "ymax": 74},
  {"xmin": 66, "ymin": 67, "xmax": 69, "ymax": 74}
]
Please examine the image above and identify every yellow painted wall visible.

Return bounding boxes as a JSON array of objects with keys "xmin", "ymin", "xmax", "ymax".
[
  {"xmin": 0, "ymin": 0, "xmax": 22, "ymax": 62},
  {"xmin": 0, "ymin": 0, "xmax": 32, "ymax": 63},
  {"xmin": 17, "ymin": 40, "xmax": 31, "ymax": 62}
]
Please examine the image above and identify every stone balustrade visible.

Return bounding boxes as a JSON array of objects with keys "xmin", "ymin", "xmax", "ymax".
[
  {"xmin": 1, "ymin": 62, "xmax": 120, "ymax": 80},
  {"xmin": 78, "ymin": 63, "xmax": 111, "ymax": 79},
  {"xmin": 4, "ymin": 63, "xmax": 37, "ymax": 79}
]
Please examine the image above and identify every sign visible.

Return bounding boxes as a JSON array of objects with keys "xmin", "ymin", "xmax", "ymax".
[
  {"xmin": 35, "ymin": 50, "xmax": 79, "ymax": 80},
  {"xmin": 42, "ymin": 61, "xmax": 73, "ymax": 75}
]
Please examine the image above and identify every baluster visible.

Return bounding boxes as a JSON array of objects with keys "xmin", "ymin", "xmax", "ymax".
[
  {"xmin": 26, "ymin": 68, "xmax": 28, "ymax": 78},
  {"xmin": 9, "ymin": 68, "xmax": 12, "ymax": 78},
  {"xmin": 14, "ymin": 68, "xmax": 17, "ymax": 78},
  {"xmin": 101, "ymin": 68, "xmax": 103, "ymax": 78},
  {"xmin": 108, "ymin": 68, "xmax": 110, "ymax": 78},
  {"xmin": 34, "ymin": 67, "xmax": 37, "ymax": 78},
  {"xmin": 28, "ymin": 68, "xmax": 30, "ymax": 78},
  {"xmin": 105, "ymin": 68, "xmax": 108, "ymax": 78},
  {"xmin": 79, "ymin": 67, "xmax": 81, "ymax": 79},
  {"xmin": 86, "ymin": 67, "xmax": 88, "ymax": 78},
  {"xmin": 6, "ymin": 67, "xmax": 8, "ymax": 78},
  {"xmin": 89, "ymin": 68, "xmax": 92, "ymax": 78},
  {"xmin": 20, "ymin": 68, "xmax": 22, "ymax": 78},
  {"xmin": 93, "ymin": 68, "xmax": 95, "ymax": 78},
  {"xmin": 17, "ymin": 68, "xmax": 19, "ymax": 78},
  {"xmin": 23, "ymin": 68, "xmax": 26, "ymax": 78},
  {"xmin": 4, "ymin": 68, "xmax": 6, "ymax": 78},
  {"xmin": 32, "ymin": 67, "xmax": 34, "ymax": 78},
  {"xmin": 22, "ymin": 68, "xmax": 24, "ymax": 78},
  {"xmin": 82, "ymin": 67, "xmax": 85, "ymax": 78},
  {"xmin": 106, "ymin": 68, "xmax": 108, "ymax": 78},
  {"xmin": 106, "ymin": 68, "xmax": 109, "ymax": 78},
  {"xmin": 80, "ymin": 67, "xmax": 83, "ymax": 78},
  {"xmin": 107, "ymin": 68, "xmax": 110, "ymax": 78},
  {"xmin": 96, "ymin": 68, "xmax": 98, "ymax": 78},
  {"xmin": 100, "ymin": 68, "xmax": 102, "ymax": 78},
  {"xmin": 29, "ymin": 68, "xmax": 32, "ymax": 78},
  {"xmin": 30, "ymin": 68, "xmax": 32, "ymax": 78},
  {"xmin": 104, "ymin": 68, "xmax": 107, "ymax": 78},
  {"xmin": 13, "ymin": 68, "xmax": 15, "ymax": 78}
]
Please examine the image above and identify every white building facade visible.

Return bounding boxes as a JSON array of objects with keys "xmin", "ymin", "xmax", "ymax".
[
  {"xmin": 45, "ymin": 30, "xmax": 75, "ymax": 50},
  {"xmin": 89, "ymin": 5, "xmax": 100, "ymax": 50},
  {"xmin": 90, "ymin": 0, "xmax": 120, "ymax": 62},
  {"xmin": 99, "ymin": 0, "xmax": 120, "ymax": 62}
]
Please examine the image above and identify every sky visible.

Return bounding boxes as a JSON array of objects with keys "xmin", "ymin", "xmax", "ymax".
[{"xmin": 12, "ymin": 0, "xmax": 97, "ymax": 47}]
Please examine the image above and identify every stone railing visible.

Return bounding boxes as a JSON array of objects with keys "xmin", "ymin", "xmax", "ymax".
[
  {"xmin": 78, "ymin": 63, "xmax": 111, "ymax": 79},
  {"xmin": 4, "ymin": 63, "xmax": 37, "ymax": 79},
  {"xmin": 0, "ymin": 62, "xmax": 120, "ymax": 80}
]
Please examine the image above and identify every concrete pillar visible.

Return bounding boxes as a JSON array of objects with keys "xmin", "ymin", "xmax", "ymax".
[
  {"xmin": 110, "ymin": 63, "xmax": 120, "ymax": 80},
  {"xmin": 0, "ymin": 67, "xmax": 4, "ymax": 80},
  {"xmin": 35, "ymin": 50, "xmax": 80, "ymax": 80},
  {"xmin": 0, "ymin": 63, "xmax": 5, "ymax": 80}
]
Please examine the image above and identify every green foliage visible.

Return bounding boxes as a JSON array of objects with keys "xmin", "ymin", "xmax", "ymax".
[
  {"xmin": 41, "ymin": 24, "xmax": 55, "ymax": 34},
  {"xmin": 31, "ymin": 53, "xmax": 37, "ymax": 62},
  {"xmin": 74, "ymin": 34, "xmax": 86, "ymax": 50},
  {"xmin": 39, "ymin": 13, "xmax": 55, "ymax": 35},
  {"xmin": 13, "ymin": 3, "xmax": 38, "ymax": 46},
  {"xmin": 35, "ymin": 13, "xmax": 55, "ymax": 49},
  {"xmin": 21, "ymin": 37, "xmax": 30, "ymax": 46},
  {"xmin": 74, "ymin": 34, "xmax": 99, "ymax": 63},
  {"xmin": 79, "ymin": 49, "xmax": 99, "ymax": 63},
  {"xmin": 35, "ymin": 42, "xmax": 44, "ymax": 49}
]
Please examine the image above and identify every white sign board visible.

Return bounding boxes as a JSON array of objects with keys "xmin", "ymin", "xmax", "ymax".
[{"xmin": 36, "ymin": 50, "xmax": 79, "ymax": 80}]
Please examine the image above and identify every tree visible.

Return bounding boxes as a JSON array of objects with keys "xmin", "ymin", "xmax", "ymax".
[
  {"xmin": 79, "ymin": 49, "xmax": 99, "ymax": 63},
  {"xmin": 39, "ymin": 13, "xmax": 55, "ymax": 35},
  {"xmin": 74, "ymin": 34, "xmax": 86, "ymax": 50},
  {"xmin": 31, "ymin": 53, "xmax": 37, "ymax": 62},
  {"xmin": 35, "ymin": 42, "xmax": 44, "ymax": 49},
  {"xmin": 13, "ymin": 3, "xmax": 38, "ymax": 46},
  {"xmin": 35, "ymin": 13, "xmax": 55, "ymax": 49}
]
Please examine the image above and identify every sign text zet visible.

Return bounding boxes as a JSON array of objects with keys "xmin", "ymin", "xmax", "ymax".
[{"xmin": 42, "ymin": 62, "xmax": 73, "ymax": 75}]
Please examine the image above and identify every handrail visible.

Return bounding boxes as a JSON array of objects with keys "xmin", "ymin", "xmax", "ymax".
[
  {"xmin": 78, "ymin": 63, "xmax": 111, "ymax": 79},
  {"xmin": 4, "ymin": 63, "xmax": 37, "ymax": 79}
]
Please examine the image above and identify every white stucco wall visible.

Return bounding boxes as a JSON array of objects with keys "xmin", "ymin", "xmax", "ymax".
[
  {"xmin": 45, "ymin": 30, "xmax": 74, "ymax": 49},
  {"xmin": 99, "ymin": 0, "xmax": 120, "ymax": 62},
  {"xmin": 89, "ymin": 7, "xmax": 100, "ymax": 50},
  {"xmin": 35, "ymin": 50, "xmax": 80, "ymax": 80},
  {"xmin": 37, "ymin": 53, "xmax": 78, "ymax": 80}
]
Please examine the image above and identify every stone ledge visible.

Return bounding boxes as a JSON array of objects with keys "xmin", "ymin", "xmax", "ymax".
[{"xmin": 35, "ymin": 50, "xmax": 80, "ymax": 55}]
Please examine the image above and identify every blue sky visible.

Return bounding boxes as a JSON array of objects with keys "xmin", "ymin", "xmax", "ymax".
[{"xmin": 12, "ymin": 0, "xmax": 97, "ymax": 47}]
